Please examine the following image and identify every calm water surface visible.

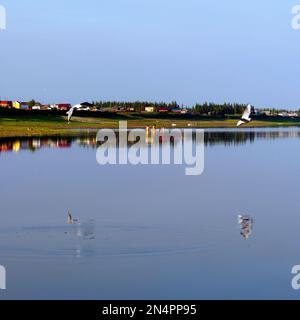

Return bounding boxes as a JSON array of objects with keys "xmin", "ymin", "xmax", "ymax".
[{"xmin": 0, "ymin": 127, "xmax": 300, "ymax": 299}]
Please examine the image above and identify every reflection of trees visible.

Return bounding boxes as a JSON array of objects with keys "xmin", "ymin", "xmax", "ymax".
[
  {"xmin": 1, "ymin": 129, "xmax": 300, "ymax": 153},
  {"xmin": 204, "ymin": 130, "xmax": 300, "ymax": 146},
  {"xmin": 204, "ymin": 131, "xmax": 256, "ymax": 146}
]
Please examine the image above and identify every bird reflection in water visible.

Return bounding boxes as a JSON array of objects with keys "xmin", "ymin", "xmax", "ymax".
[
  {"xmin": 67, "ymin": 211, "xmax": 96, "ymax": 258},
  {"xmin": 238, "ymin": 214, "xmax": 254, "ymax": 239}
]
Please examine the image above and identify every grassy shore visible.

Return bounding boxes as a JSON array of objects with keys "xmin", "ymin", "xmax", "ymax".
[{"xmin": 1, "ymin": 111, "xmax": 300, "ymax": 138}]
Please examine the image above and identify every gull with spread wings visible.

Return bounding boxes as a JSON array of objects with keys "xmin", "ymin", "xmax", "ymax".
[
  {"xmin": 237, "ymin": 104, "xmax": 252, "ymax": 127},
  {"xmin": 66, "ymin": 104, "xmax": 81, "ymax": 122}
]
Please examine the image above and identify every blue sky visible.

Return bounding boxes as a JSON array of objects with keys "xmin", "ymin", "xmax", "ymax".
[{"xmin": 0, "ymin": 0, "xmax": 299, "ymax": 108}]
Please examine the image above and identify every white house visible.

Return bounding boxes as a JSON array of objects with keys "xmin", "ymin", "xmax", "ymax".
[{"xmin": 145, "ymin": 107, "xmax": 155, "ymax": 113}]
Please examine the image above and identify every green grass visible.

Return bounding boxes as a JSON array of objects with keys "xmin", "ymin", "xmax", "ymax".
[{"xmin": 1, "ymin": 112, "xmax": 300, "ymax": 138}]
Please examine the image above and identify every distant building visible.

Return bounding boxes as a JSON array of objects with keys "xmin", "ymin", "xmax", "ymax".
[
  {"xmin": 13, "ymin": 101, "xmax": 21, "ymax": 109},
  {"xmin": 41, "ymin": 105, "xmax": 52, "ymax": 110},
  {"xmin": 101, "ymin": 107, "xmax": 117, "ymax": 113},
  {"xmin": 288, "ymin": 112, "xmax": 298, "ymax": 117},
  {"xmin": 263, "ymin": 110, "xmax": 272, "ymax": 116},
  {"xmin": 170, "ymin": 107, "xmax": 182, "ymax": 113},
  {"xmin": 0, "ymin": 101, "xmax": 12, "ymax": 108},
  {"xmin": 20, "ymin": 102, "xmax": 29, "ymax": 110},
  {"xmin": 145, "ymin": 106, "xmax": 155, "ymax": 113},
  {"xmin": 56, "ymin": 104, "xmax": 71, "ymax": 111},
  {"xmin": 158, "ymin": 107, "xmax": 169, "ymax": 113},
  {"xmin": 50, "ymin": 104, "xmax": 71, "ymax": 110}
]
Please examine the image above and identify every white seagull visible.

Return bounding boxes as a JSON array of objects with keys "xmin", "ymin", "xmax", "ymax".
[
  {"xmin": 237, "ymin": 104, "xmax": 252, "ymax": 127},
  {"xmin": 238, "ymin": 214, "xmax": 254, "ymax": 240},
  {"xmin": 66, "ymin": 104, "xmax": 82, "ymax": 122},
  {"xmin": 238, "ymin": 214, "xmax": 253, "ymax": 224},
  {"xmin": 67, "ymin": 211, "xmax": 78, "ymax": 224}
]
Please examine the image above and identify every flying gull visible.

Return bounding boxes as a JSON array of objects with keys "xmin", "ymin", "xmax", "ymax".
[
  {"xmin": 66, "ymin": 104, "xmax": 81, "ymax": 122},
  {"xmin": 237, "ymin": 104, "xmax": 252, "ymax": 127}
]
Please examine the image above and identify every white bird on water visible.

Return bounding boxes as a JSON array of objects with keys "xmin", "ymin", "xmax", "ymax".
[
  {"xmin": 238, "ymin": 214, "xmax": 252, "ymax": 224},
  {"xmin": 67, "ymin": 211, "xmax": 78, "ymax": 224},
  {"xmin": 237, "ymin": 104, "xmax": 252, "ymax": 127},
  {"xmin": 238, "ymin": 214, "xmax": 254, "ymax": 240},
  {"xmin": 67, "ymin": 211, "xmax": 95, "ymax": 240}
]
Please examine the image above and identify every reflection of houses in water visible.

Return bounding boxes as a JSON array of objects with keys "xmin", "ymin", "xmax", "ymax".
[
  {"xmin": 0, "ymin": 140, "xmax": 22, "ymax": 153},
  {"xmin": 76, "ymin": 136, "xmax": 97, "ymax": 147},
  {"xmin": 0, "ymin": 137, "xmax": 73, "ymax": 153},
  {"xmin": 145, "ymin": 126, "xmax": 156, "ymax": 144},
  {"xmin": 95, "ymin": 128, "xmax": 184, "ymax": 148},
  {"xmin": 12, "ymin": 140, "xmax": 21, "ymax": 152},
  {"xmin": 238, "ymin": 214, "xmax": 254, "ymax": 240},
  {"xmin": 2, "ymin": 129, "xmax": 300, "ymax": 154}
]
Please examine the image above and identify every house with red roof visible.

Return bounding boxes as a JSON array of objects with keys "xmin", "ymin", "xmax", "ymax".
[
  {"xmin": 158, "ymin": 107, "xmax": 169, "ymax": 113},
  {"xmin": 0, "ymin": 101, "xmax": 13, "ymax": 108},
  {"xmin": 56, "ymin": 104, "xmax": 71, "ymax": 111}
]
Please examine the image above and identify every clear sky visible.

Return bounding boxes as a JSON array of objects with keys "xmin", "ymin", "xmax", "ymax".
[{"xmin": 0, "ymin": 0, "xmax": 300, "ymax": 109}]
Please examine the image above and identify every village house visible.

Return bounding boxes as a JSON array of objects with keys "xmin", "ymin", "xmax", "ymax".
[
  {"xmin": 12, "ymin": 101, "xmax": 21, "ymax": 109},
  {"xmin": 145, "ymin": 106, "xmax": 155, "ymax": 113},
  {"xmin": 31, "ymin": 105, "xmax": 41, "ymax": 110},
  {"xmin": 41, "ymin": 105, "xmax": 52, "ymax": 110},
  {"xmin": 288, "ymin": 112, "xmax": 298, "ymax": 117},
  {"xmin": 49, "ymin": 103, "xmax": 72, "ymax": 111},
  {"xmin": 0, "ymin": 101, "xmax": 13, "ymax": 108},
  {"xmin": 55, "ymin": 104, "xmax": 72, "ymax": 111},
  {"xmin": 170, "ymin": 107, "xmax": 182, "ymax": 113},
  {"xmin": 278, "ymin": 112, "xmax": 298, "ymax": 117},
  {"xmin": 20, "ymin": 102, "xmax": 29, "ymax": 109},
  {"xmin": 158, "ymin": 106, "xmax": 169, "ymax": 113}
]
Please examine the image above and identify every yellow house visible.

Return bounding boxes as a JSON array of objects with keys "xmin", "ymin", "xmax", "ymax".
[{"xmin": 13, "ymin": 101, "xmax": 21, "ymax": 109}]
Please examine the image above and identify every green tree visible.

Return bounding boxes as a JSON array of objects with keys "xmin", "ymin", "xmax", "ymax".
[{"xmin": 28, "ymin": 99, "xmax": 37, "ymax": 108}]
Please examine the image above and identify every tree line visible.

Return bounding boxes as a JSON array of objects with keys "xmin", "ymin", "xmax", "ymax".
[
  {"xmin": 193, "ymin": 103, "xmax": 248, "ymax": 116},
  {"xmin": 93, "ymin": 101, "xmax": 249, "ymax": 115},
  {"xmin": 14, "ymin": 99, "xmax": 300, "ymax": 116},
  {"xmin": 92, "ymin": 101, "xmax": 180, "ymax": 112}
]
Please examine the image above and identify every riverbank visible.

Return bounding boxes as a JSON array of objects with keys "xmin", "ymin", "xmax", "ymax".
[{"xmin": 1, "ymin": 113, "xmax": 300, "ymax": 138}]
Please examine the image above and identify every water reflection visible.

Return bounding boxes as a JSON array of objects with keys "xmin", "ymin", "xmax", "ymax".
[
  {"xmin": 1, "ymin": 128, "xmax": 300, "ymax": 154},
  {"xmin": 0, "ymin": 137, "xmax": 73, "ymax": 153},
  {"xmin": 70, "ymin": 220, "xmax": 95, "ymax": 240},
  {"xmin": 238, "ymin": 214, "xmax": 254, "ymax": 240},
  {"xmin": 65, "ymin": 211, "xmax": 96, "ymax": 258},
  {"xmin": 69, "ymin": 220, "xmax": 96, "ymax": 258}
]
